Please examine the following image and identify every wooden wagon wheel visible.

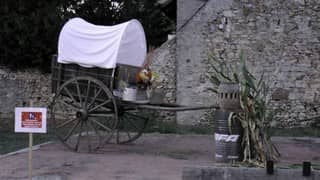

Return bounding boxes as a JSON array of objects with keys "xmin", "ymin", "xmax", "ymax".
[
  {"xmin": 50, "ymin": 76, "xmax": 118, "ymax": 152},
  {"xmin": 113, "ymin": 107, "xmax": 149, "ymax": 144}
]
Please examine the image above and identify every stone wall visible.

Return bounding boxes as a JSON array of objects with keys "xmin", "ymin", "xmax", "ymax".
[
  {"xmin": 176, "ymin": 0, "xmax": 223, "ymax": 125},
  {"xmin": 0, "ymin": 39, "xmax": 177, "ymax": 125},
  {"xmin": 0, "ymin": 67, "xmax": 51, "ymax": 121},
  {"xmin": 177, "ymin": 0, "xmax": 320, "ymax": 127},
  {"xmin": 149, "ymin": 38, "xmax": 177, "ymax": 122},
  {"xmin": 1, "ymin": 0, "xmax": 320, "ymax": 128}
]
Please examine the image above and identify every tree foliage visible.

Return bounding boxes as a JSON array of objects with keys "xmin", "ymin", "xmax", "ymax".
[
  {"xmin": 66, "ymin": 0, "xmax": 175, "ymax": 47},
  {"xmin": 0, "ymin": 0, "xmax": 63, "ymax": 71},
  {"xmin": 0, "ymin": 0, "xmax": 175, "ymax": 71}
]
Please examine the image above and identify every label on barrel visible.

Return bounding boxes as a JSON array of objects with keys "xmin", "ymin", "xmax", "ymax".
[
  {"xmin": 215, "ymin": 133, "xmax": 240, "ymax": 161},
  {"xmin": 215, "ymin": 133, "xmax": 239, "ymax": 142}
]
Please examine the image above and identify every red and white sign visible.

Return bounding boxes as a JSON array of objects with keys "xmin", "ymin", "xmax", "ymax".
[{"xmin": 15, "ymin": 107, "xmax": 47, "ymax": 133}]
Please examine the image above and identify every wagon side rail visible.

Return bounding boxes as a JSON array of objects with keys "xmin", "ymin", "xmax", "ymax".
[{"xmin": 51, "ymin": 55, "xmax": 116, "ymax": 95}]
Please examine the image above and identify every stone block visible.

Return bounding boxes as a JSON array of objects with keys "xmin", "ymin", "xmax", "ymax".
[
  {"xmin": 272, "ymin": 88, "xmax": 290, "ymax": 101},
  {"xmin": 182, "ymin": 166, "xmax": 320, "ymax": 180}
]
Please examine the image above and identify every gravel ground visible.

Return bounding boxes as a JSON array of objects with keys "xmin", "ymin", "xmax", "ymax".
[{"xmin": 0, "ymin": 133, "xmax": 319, "ymax": 180}]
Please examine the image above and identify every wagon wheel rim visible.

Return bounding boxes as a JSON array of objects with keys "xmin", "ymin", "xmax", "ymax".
[
  {"xmin": 50, "ymin": 76, "xmax": 118, "ymax": 152},
  {"xmin": 114, "ymin": 107, "xmax": 149, "ymax": 144}
]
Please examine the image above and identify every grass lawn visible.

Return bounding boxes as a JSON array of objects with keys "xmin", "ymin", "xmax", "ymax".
[
  {"xmin": 270, "ymin": 127, "xmax": 320, "ymax": 137},
  {"xmin": 1, "ymin": 116, "xmax": 319, "ymax": 155},
  {"xmin": 0, "ymin": 127, "xmax": 56, "ymax": 155}
]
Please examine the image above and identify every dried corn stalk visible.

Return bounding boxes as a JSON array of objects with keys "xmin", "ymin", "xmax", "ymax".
[{"xmin": 207, "ymin": 51, "xmax": 280, "ymax": 166}]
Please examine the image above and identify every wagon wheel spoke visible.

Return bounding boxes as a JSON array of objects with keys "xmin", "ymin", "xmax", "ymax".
[
  {"xmin": 125, "ymin": 130, "xmax": 132, "ymax": 139},
  {"xmin": 62, "ymin": 86, "xmax": 81, "ymax": 108},
  {"xmin": 56, "ymin": 117, "xmax": 78, "ymax": 129},
  {"xmin": 123, "ymin": 114, "xmax": 141, "ymax": 132},
  {"xmin": 124, "ymin": 112, "xmax": 148, "ymax": 130},
  {"xmin": 114, "ymin": 109, "xmax": 149, "ymax": 144},
  {"xmin": 89, "ymin": 99, "xmax": 112, "ymax": 112},
  {"xmin": 90, "ymin": 118, "xmax": 113, "ymax": 132},
  {"xmin": 116, "ymin": 114, "xmax": 142, "ymax": 144},
  {"xmin": 85, "ymin": 121, "xmax": 92, "ymax": 152},
  {"xmin": 116, "ymin": 119, "xmax": 132, "ymax": 144},
  {"xmin": 88, "ymin": 115, "xmax": 116, "ymax": 144},
  {"xmin": 51, "ymin": 110, "xmax": 75, "ymax": 119},
  {"xmin": 88, "ymin": 112, "xmax": 114, "ymax": 117},
  {"xmin": 126, "ymin": 112, "xmax": 149, "ymax": 123},
  {"xmin": 116, "ymin": 130, "xmax": 120, "ymax": 144},
  {"xmin": 88, "ymin": 120, "xmax": 102, "ymax": 139},
  {"xmin": 84, "ymin": 80, "xmax": 91, "ymax": 105},
  {"xmin": 88, "ymin": 120, "xmax": 103, "ymax": 148},
  {"xmin": 88, "ymin": 88, "xmax": 103, "ymax": 109},
  {"xmin": 56, "ymin": 99, "xmax": 79, "ymax": 111},
  {"xmin": 50, "ymin": 76, "xmax": 118, "ymax": 152},
  {"xmin": 75, "ymin": 121, "xmax": 84, "ymax": 151},
  {"xmin": 75, "ymin": 79, "xmax": 83, "ymax": 106},
  {"xmin": 96, "ymin": 105, "xmax": 116, "ymax": 112},
  {"xmin": 88, "ymin": 113, "xmax": 113, "ymax": 117},
  {"xmin": 116, "ymin": 128, "xmax": 132, "ymax": 143},
  {"xmin": 62, "ymin": 120, "xmax": 81, "ymax": 142}
]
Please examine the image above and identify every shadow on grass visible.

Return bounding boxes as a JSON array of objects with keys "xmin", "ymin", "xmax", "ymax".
[
  {"xmin": 1, "ymin": 111, "xmax": 319, "ymax": 155},
  {"xmin": 270, "ymin": 127, "xmax": 320, "ymax": 137},
  {"xmin": 0, "ymin": 127, "xmax": 56, "ymax": 155}
]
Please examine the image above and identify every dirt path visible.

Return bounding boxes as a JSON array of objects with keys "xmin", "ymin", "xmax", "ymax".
[{"xmin": 0, "ymin": 134, "xmax": 319, "ymax": 180}]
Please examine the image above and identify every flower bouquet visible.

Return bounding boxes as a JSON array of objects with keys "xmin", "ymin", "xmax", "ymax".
[{"xmin": 135, "ymin": 68, "xmax": 157, "ymax": 102}]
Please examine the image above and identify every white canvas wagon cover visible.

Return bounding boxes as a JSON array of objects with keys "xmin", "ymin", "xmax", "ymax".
[{"xmin": 58, "ymin": 17, "xmax": 147, "ymax": 68}]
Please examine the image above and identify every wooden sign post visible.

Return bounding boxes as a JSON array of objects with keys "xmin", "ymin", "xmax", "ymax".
[
  {"xmin": 15, "ymin": 101, "xmax": 47, "ymax": 180},
  {"xmin": 29, "ymin": 132, "xmax": 33, "ymax": 180}
]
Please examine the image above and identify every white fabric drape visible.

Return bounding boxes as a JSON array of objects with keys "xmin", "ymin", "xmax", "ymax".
[{"xmin": 58, "ymin": 17, "xmax": 147, "ymax": 68}]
